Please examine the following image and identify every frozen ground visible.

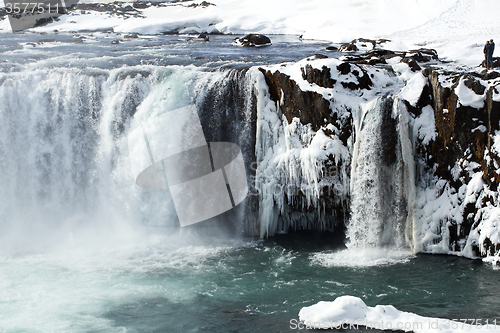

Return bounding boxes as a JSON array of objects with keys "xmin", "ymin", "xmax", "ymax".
[{"xmin": 0, "ymin": 0, "xmax": 497, "ymax": 67}]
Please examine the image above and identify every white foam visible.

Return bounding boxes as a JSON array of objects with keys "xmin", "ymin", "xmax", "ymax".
[
  {"xmin": 310, "ymin": 248, "xmax": 415, "ymax": 268},
  {"xmin": 0, "ymin": 233, "xmax": 243, "ymax": 332}
]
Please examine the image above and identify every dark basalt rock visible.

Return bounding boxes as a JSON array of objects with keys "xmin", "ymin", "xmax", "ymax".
[
  {"xmin": 187, "ymin": 1, "xmax": 215, "ymax": 8},
  {"xmin": 480, "ymin": 57, "xmax": 500, "ymax": 68},
  {"xmin": 418, "ymin": 68, "xmax": 500, "ymax": 256},
  {"xmin": 33, "ymin": 17, "xmax": 60, "ymax": 28},
  {"xmin": 462, "ymin": 74, "xmax": 487, "ymax": 95},
  {"xmin": 75, "ymin": 3, "xmax": 143, "ymax": 18},
  {"xmin": 337, "ymin": 62, "xmax": 351, "ymax": 75},
  {"xmin": 326, "ymin": 46, "xmax": 338, "ymax": 51},
  {"xmin": 334, "ymin": 39, "xmax": 439, "ymax": 70},
  {"xmin": 356, "ymin": 38, "xmax": 377, "ymax": 46},
  {"xmin": 233, "ymin": 34, "xmax": 271, "ymax": 47},
  {"xmin": 301, "ymin": 64, "xmax": 336, "ymax": 88},
  {"xmin": 335, "ymin": 63, "xmax": 373, "ymax": 90},
  {"xmin": 198, "ymin": 33, "xmax": 210, "ymax": 41},
  {"xmin": 306, "ymin": 54, "xmax": 328, "ymax": 60},
  {"xmin": 407, "ymin": 48, "xmax": 439, "ymax": 62},
  {"xmin": 339, "ymin": 43, "xmax": 358, "ymax": 52},
  {"xmin": 401, "ymin": 57, "xmax": 421, "ymax": 72},
  {"xmin": 258, "ymin": 63, "xmax": 352, "ymax": 145},
  {"xmin": 380, "ymin": 97, "xmax": 398, "ymax": 166},
  {"xmin": 339, "ymin": 38, "xmax": 378, "ymax": 52},
  {"xmin": 479, "ymin": 69, "xmax": 500, "ymax": 80},
  {"xmin": 132, "ymin": 2, "xmax": 149, "ymax": 9},
  {"xmin": 258, "ymin": 67, "xmax": 332, "ymax": 130},
  {"xmin": 124, "ymin": 33, "xmax": 139, "ymax": 39}
]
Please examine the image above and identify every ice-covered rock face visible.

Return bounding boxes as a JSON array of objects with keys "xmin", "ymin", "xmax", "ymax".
[
  {"xmin": 255, "ymin": 54, "xmax": 404, "ymax": 238},
  {"xmin": 412, "ymin": 68, "xmax": 500, "ymax": 259},
  {"xmin": 254, "ymin": 46, "xmax": 500, "ymax": 262}
]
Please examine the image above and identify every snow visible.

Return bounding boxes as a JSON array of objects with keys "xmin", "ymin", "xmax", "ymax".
[
  {"xmin": 413, "ymin": 105, "xmax": 437, "ymax": 146},
  {"xmin": 299, "ymin": 296, "xmax": 500, "ymax": 332},
  {"xmin": 472, "ymin": 125, "xmax": 487, "ymax": 133},
  {"xmin": 454, "ymin": 76, "xmax": 487, "ymax": 109},
  {"xmin": 1, "ymin": 0, "xmax": 499, "ymax": 67},
  {"xmin": 493, "ymin": 87, "xmax": 500, "ymax": 102},
  {"xmin": 399, "ymin": 73, "xmax": 427, "ymax": 106},
  {"xmin": 404, "ymin": 70, "xmax": 500, "ymax": 261},
  {"xmin": 493, "ymin": 132, "xmax": 500, "ymax": 156},
  {"xmin": 414, "ymin": 178, "xmax": 463, "ymax": 254}
]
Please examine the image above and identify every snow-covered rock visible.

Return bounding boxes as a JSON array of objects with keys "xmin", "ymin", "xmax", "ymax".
[
  {"xmin": 299, "ymin": 296, "xmax": 500, "ymax": 332},
  {"xmin": 253, "ymin": 45, "xmax": 500, "ymax": 263}
]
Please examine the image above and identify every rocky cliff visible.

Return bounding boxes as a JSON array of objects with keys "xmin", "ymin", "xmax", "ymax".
[{"xmin": 254, "ymin": 39, "xmax": 500, "ymax": 262}]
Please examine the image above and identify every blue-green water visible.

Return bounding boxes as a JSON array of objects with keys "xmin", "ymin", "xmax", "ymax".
[
  {"xmin": 98, "ymin": 238, "xmax": 500, "ymax": 333},
  {"xmin": 1, "ymin": 229, "xmax": 498, "ymax": 332}
]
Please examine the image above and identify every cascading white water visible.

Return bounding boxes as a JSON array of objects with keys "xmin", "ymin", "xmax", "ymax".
[
  {"xmin": 348, "ymin": 96, "xmax": 416, "ymax": 249},
  {"xmin": 0, "ymin": 65, "xmax": 258, "ymax": 252},
  {"xmin": 0, "ymin": 58, "xmax": 417, "ymax": 252}
]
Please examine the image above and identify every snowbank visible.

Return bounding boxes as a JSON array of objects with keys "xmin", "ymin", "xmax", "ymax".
[{"xmin": 299, "ymin": 296, "xmax": 500, "ymax": 332}]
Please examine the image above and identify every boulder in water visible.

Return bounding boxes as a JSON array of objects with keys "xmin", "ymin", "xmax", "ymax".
[
  {"xmin": 124, "ymin": 33, "xmax": 139, "ymax": 39},
  {"xmin": 232, "ymin": 34, "xmax": 271, "ymax": 47},
  {"xmin": 305, "ymin": 54, "xmax": 328, "ymax": 60},
  {"xmin": 198, "ymin": 33, "xmax": 210, "ymax": 41}
]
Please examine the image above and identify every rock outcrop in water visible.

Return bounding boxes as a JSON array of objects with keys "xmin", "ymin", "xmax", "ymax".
[
  {"xmin": 232, "ymin": 34, "xmax": 271, "ymax": 47},
  {"xmin": 255, "ymin": 41, "xmax": 500, "ymax": 261}
]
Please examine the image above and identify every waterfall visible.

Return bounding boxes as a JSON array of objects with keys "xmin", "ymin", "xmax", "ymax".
[
  {"xmin": 0, "ymin": 65, "xmax": 259, "ymax": 251},
  {"xmin": 348, "ymin": 96, "xmax": 416, "ymax": 250},
  {"xmin": 0, "ymin": 60, "xmax": 417, "ymax": 249}
]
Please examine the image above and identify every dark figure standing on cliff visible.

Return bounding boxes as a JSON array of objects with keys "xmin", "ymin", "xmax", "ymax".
[
  {"xmin": 484, "ymin": 40, "xmax": 489, "ymax": 64},
  {"xmin": 484, "ymin": 39, "xmax": 495, "ymax": 69}
]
